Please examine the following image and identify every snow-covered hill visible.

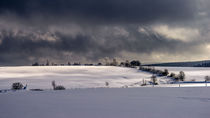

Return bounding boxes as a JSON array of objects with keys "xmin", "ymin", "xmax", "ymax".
[
  {"xmin": 1, "ymin": 66, "xmax": 210, "ymax": 118},
  {"xmin": 1, "ymin": 66, "xmax": 210, "ymax": 89},
  {"xmin": 156, "ymin": 67, "xmax": 210, "ymax": 81},
  {"xmin": 0, "ymin": 66, "xmax": 153, "ymax": 89}
]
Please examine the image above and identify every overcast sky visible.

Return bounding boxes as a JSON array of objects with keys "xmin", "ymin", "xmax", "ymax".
[{"xmin": 0, "ymin": 0, "xmax": 210, "ymax": 65}]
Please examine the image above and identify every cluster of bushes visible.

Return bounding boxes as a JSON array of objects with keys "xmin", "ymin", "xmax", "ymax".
[
  {"xmin": 103, "ymin": 58, "xmax": 141, "ymax": 68},
  {"xmin": 139, "ymin": 66, "xmax": 169, "ymax": 77},
  {"xmin": 139, "ymin": 66, "xmax": 185, "ymax": 81},
  {"xmin": 12, "ymin": 82, "xmax": 24, "ymax": 90},
  {"xmin": 52, "ymin": 81, "xmax": 66, "ymax": 90},
  {"xmin": 120, "ymin": 60, "xmax": 141, "ymax": 67},
  {"xmin": 10, "ymin": 81, "xmax": 66, "ymax": 91},
  {"xmin": 169, "ymin": 71, "xmax": 185, "ymax": 81}
]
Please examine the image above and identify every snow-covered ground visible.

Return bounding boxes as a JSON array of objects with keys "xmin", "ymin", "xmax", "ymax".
[
  {"xmin": 0, "ymin": 66, "xmax": 153, "ymax": 89},
  {"xmin": 0, "ymin": 66, "xmax": 210, "ymax": 89},
  {"xmin": 155, "ymin": 67, "xmax": 210, "ymax": 81},
  {"xmin": 1, "ymin": 87, "xmax": 210, "ymax": 118},
  {"xmin": 1, "ymin": 66, "xmax": 210, "ymax": 118}
]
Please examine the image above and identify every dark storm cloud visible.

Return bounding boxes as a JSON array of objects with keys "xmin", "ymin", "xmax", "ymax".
[
  {"xmin": 0, "ymin": 0, "xmax": 197, "ymax": 24},
  {"xmin": 0, "ymin": 30, "xmax": 95, "ymax": 65},
  {"xmin": 0, "ymin": 0, "xmax": 207, "ymax": 65},
  {"xmin": 0, "ymin": 26, "xmax": 204, "ymax": 65}
]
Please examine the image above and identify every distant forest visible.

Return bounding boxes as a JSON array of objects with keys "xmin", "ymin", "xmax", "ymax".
[
  {"xmin": 32, "ymin": 59, "xmax": 210, "ymax": 67},
  {"xmin": 32, "ymin": 59, "xmax": 141, "ymax": 67},
  {"xmin": 144, "ymin": 60, "xmax": 210, "ymax": 67}
]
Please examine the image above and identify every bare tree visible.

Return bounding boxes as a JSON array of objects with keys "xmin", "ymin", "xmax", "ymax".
[
  {"xmin": 112, "ymin": 58, "xmax": 118, "ymax": 66},
  {"xmin": 205, "ymin": 76, "xmax": 210, "ymax": 87},
  {"xmin": 46, "ymin": 59, "xmax": 49, "ymax": 66},
  {"xmin": 151, "ymin": 75, "xmax": 158, "ymax": 86},
  {"xmin": 178, "ymin": 71, "xmax": 185, "ymax": 81},
  {"xmin": 52, "ymin": 80, "xmax": 56, "ymax": 90}
]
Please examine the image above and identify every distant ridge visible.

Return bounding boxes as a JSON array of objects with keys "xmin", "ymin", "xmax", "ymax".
[{"xmin": 144, "ymin": 60, "xmax": 210, "ymax": 67}]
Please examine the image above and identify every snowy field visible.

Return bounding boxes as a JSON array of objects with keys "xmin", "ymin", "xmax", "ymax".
[
  {"xmin": 0, "ymin": 66, "xmax": 210, "ymax": 89},
  {"xmin": 0, "ymin": 66, "xmax": 153, "ymax": 89},
  {"xmin": 1, "ymin": 66, "xmax": 210, "ymax": 118},
  {"xmin": 155, "ymin": 66, "xmax": 210, "ymax": 81},
  {"xmin": 0, "ymin": 87, "xmax": 210, "ymax": 118}
]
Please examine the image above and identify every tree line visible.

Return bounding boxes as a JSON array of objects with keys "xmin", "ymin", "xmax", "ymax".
[
  {"xmin": 139, "ymin": 66, "xmax": 185, "ymax": 81},
  {"xmin": 32, "ymin": 59, "xmax": 141, "ymax": 67}
]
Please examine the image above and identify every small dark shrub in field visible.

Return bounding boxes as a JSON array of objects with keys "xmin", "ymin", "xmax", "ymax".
[
  {"xmin": 105, "ymin": 82, "xmax": 109, "ymax": 87},
  {"xmin": 12, "ymin": 82, "xmax": 23, "ymax": 90},
  {"xmin": 151, "ymin": 75, "xmax": 158, "ymax": 85},
  {"xmin": 205, "ymin": 76, "xmax": 210, "ymax": 82},
  {"xmin": 54, "ymin": 86, "xmax": 65, "ymax": 90},
  {"xmin": 52, "ymin": 81, "xmax": 65, "ymax": 90},
  {"xmin": 141, "ymin": 79, "xmax": 147, "ymax": 86},
  {"xmin": 30, "ymin": 89, "xmax": 44, "ymax": 91}
]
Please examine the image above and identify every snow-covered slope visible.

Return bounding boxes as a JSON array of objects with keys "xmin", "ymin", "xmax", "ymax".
[
  {"xmin": 155, "ymin": 67, "xmax": 210, "ymax": 81},
  {"xmin": 1, "ymin": 66, "xmax": 210, "ymax": 89},
  {"xmin": 0, "ymin": 66, "xmax": 152, "ymax": 89},
  {"xmin": 1, "ymin": 66, "xmax": 210, "ymax": 118},
  {"xmin": 0, "ymin": 87, "xmax": 210, "ymax": 118}
]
